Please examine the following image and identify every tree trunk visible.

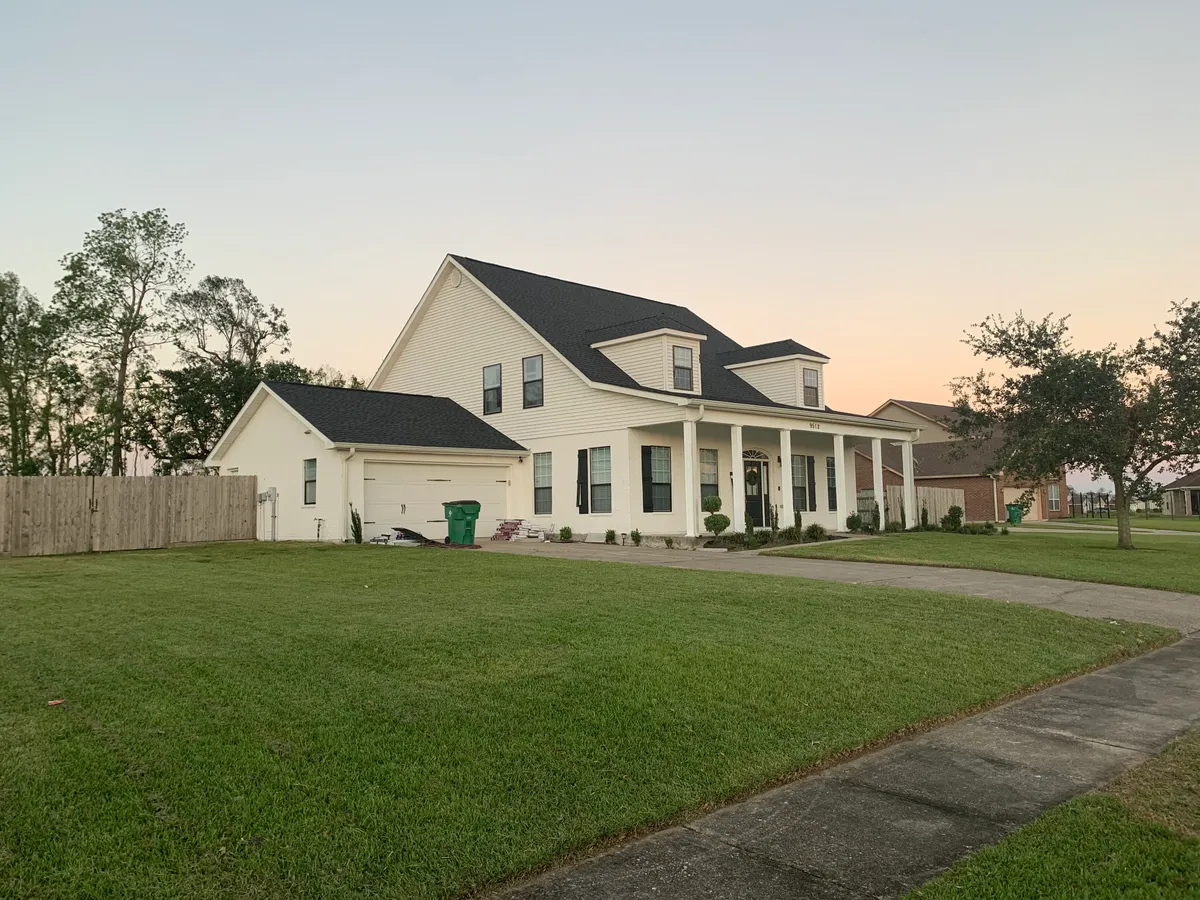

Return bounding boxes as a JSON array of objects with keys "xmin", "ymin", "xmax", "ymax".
[
  {"xmin": 1113, "ymin": 479, "xmax": 1135, "ymax": 551},
  {"xmin": 111, "ymin": 346, "xmax": 130, "ymax": 476}
]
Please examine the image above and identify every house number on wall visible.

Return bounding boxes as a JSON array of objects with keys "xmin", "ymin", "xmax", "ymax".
[{"xmin": 809, "ymin": 423, "xmax": 821, "ymax": 430}]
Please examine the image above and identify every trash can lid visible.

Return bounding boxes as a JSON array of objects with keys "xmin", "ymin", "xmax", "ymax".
[{"xmin": 444, "ymin": 500, "xmax": 481, "ymax": 506}]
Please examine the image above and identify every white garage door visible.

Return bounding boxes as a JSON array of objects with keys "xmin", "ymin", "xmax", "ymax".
[{"xmin": 363, "ymin": 462, "xmax": 510, "ymax": 541}]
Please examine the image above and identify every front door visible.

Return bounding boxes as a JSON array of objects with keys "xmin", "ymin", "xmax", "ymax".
[
  {"xmin": 744, "ymin": 460, "xmax": 768, "ymax": 528},
  {"xmin": 1191, "ymin": 490, "xmax": 1200, "ymax": 517}
]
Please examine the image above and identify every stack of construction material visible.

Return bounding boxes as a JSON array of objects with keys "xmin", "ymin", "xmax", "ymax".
[{"xmin": 490, "ymin": 519, "xmax": 549, "ymax": 541}]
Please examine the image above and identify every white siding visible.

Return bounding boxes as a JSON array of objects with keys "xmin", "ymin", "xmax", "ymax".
[
  {"xmin": 215, "ymin": 394, "xmax": 345, "ymax": 541},
  {"xmin": 599, "ymin": 339, "xmax": 667, "ymax": 390},
  {"xmin": 730, "ymin": 359, "xmax": 799, "ymax": 406},
  {"xmin": 376, "ymin": 269, "xmax": 680, "ymax": 440},
  {"xmin": 874, "ymin": 402, "xmax": 954, "ymax": 443}
]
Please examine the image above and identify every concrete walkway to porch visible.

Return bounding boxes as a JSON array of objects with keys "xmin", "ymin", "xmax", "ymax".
[
  {"xmin": 494, "ymin": 634, "xmax": 1200, "ymax": 900},
  {"xmin": 480, "ymin": 540, "xmax": 1200, "ymax": 634}
]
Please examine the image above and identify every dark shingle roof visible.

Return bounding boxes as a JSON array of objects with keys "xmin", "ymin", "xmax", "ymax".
[
  {"xmin": 717, "ymin": 339, "xmax": 828, "ymax": 365},
  {"xmin": 857, "ymin": 434, "xmax": 1007, "ymax": 478},
  {"xmin": 451, "ymin": 256, "xmax": 821, "ymax": 408},
  {"xmin": 1163, "ymin": 470, "xmax": 1200, "ymax": 491},
  {"xmin": 585, "ymin": 315, "xmax": 703, "ymax": 344},
  {"xmin": 265, "ymin": 381, "xmax": 525, "ymax": 452}
]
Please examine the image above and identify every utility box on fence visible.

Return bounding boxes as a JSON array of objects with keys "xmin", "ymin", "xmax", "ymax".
[{"xmin": 442, "ymin": 500, "xmax": 482, "ymax": 545}]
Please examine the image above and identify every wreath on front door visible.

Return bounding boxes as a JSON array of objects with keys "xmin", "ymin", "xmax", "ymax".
[{"xmin": 745, "ymin": 469, "xmax": 760, "ymax": 487}]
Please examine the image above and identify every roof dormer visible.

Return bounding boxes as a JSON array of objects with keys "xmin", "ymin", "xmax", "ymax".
[
  {"xmin": 588, "ymin": 316, "xmax": 706, "ymax": 395},
  {"xmin": 719, "ymin": 340, "xmax": 829, "ymax": 409}
]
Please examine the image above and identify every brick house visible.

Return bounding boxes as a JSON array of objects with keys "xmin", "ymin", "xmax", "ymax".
[{"xmin": 856, "ymin": 400, "xmax": 1070, "ymax": 522}]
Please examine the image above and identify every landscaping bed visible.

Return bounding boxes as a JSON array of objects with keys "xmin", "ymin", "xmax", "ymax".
[{"xmin": 0, "ymin": 543, "xmax": 1174, "ymax": 899}]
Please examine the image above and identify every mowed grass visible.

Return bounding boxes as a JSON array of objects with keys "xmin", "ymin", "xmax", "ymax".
[
  {"xmin": 0, "ymin": 544, "xmax": 1173, "ymax": 900},
  {"xmin": 1029, "ymin": 515, "xmax": 1200, "ymax": 533},
  {"xmin": 910, "ymin": 729, "xmax": 1200, "ymax": 899},
  {"xmin": 768, "ymin": 531, "xmax": 1200, "ymax": 594}
]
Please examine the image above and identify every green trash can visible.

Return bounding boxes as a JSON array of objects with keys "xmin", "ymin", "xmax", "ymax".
[
  {"xmin": 1005, "ymin": 503, "xmax": 1024, "ymax": 526},
  {"xmin": 443, "ymin": 500, "xmax": 482, "ymax": 545}
]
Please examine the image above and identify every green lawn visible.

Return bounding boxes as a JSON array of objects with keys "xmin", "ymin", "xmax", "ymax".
[
  {"xmin": 909, "ymin": 729, "xmax": 1200, "ymax": 898},
  {"xmin": 767, "ymin": 531, "xmax": 1200, "ymax": 594},
  {"xmin": 0, "ymin": 544, "xmax": 1173, "ymax": 899},
  {"xmin": 1028, "ymin": 515, "xmax": 1200, "ymax": 533}
]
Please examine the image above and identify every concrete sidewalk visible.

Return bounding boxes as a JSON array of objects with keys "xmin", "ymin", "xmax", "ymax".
[
  {"xmin": 498, "ymin": 634, "xmax": 1200, "ymax": 900},
  {"xmin": 481, "ymin": 541, "xmax": 1200, "ymax": 634}
]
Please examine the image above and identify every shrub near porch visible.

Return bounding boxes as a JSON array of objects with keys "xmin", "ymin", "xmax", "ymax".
[{"xmin": 0, "ymin": 543, "xmax": 1172, "ymax": 899}]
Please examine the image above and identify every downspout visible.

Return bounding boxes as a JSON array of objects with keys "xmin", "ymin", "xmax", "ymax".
[
  {"xmin": 990, "ymin": 474, "xmax": 999, "ymax": 523},
  {"xmin": 343, "ymin": 447, "xmax": 357, "ymax": 540}
]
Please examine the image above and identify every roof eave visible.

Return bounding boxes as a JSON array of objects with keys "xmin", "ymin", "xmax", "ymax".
[{"xmin": 330, "ymin": 442, "xmax": 527, "ymax": 456}]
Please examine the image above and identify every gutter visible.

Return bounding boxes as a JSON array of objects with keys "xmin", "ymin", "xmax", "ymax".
[{"xmin": 343, "ymin": 446, "xmax": 357, "ymax": 540}]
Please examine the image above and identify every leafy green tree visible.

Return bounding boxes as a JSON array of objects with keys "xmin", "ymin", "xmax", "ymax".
[
  {"xmin": 951, "ymin": 300, "xmax": 1200, "ymax": 550},
  {"xmin": 54, "ymin": 209, "xmax": 191, "ymax": 474}
]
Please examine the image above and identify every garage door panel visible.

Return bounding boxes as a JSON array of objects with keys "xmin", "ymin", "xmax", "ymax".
[{"xmin": 363, "ymin": 462, "xmax": 509, "ymax": 540}]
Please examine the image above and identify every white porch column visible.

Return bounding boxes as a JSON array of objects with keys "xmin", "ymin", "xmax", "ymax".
[
  {"xmin": 832, "ymin": 433, "xmax": 848, "ymax": 530},
  {"xmin": 902, "ymin": 440, "xmax": 918, "ymax": 528},
  {"xmin": 779, "ymin": 429, "xmax": 794, "ymax": 532},
  {"xmin": 730, "ymin": 424, "xmax": 745, "ymax": 532},
  {"xmin": 871, "ymin": 437, "xmax": 885, "ymax": 525},
  {"xmin": 683, "ymin": 419, "xmax": 698, "ymax": 537}
]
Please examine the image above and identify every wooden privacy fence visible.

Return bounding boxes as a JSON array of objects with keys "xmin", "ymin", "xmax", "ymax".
[
  {"xmin": 0, "ymin": 476, "xmax": 258, "ymax": 558},
  {"xmin": 884, "ymin": 484, "xmax": 967, "ymax": 525}
]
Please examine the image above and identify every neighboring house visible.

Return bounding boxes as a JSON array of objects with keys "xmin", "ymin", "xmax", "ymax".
[
  {"xmin": 208, "ymin": 255, "xmax": 921, "ymax": 542},
  {"xmin": 856, "ymin": 400, "xmax": 1070, "ymax": 523},
  {"xmin": 1163, "ymin": 471, "xmax": 1200, "ymax": 517}
]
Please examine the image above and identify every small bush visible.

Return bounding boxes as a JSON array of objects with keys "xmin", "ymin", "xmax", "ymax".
[
  {"xmin": 803, "ymin": 523, "xmax": 829, "ymax": 542},
  {"xmin": 769, "ymin": 505, "xmax": 780, "ymax": 534},
  {"xmin": 664, "ymin": 536, "xmax": 675, "ymax": 549},
  {"xmin": 558, "ymin": 526, "xmax": 573, "ymax": 542},
  {"xmin": 885, "ymin": 519, "xmax": 905, "ymax": 533},
  {"xmin": 779, "ymin": 525, "xmax": 802, "ymax": 544},
  {"xmin": 704, "ymin": 513, "xmax": 731, "ymax": 536},
  {"xmin": 1000, "ymin": 526, "xmax": 1009, "ymax": 535},
  {"xmin": 630, "ymin": 529, "xmax": 642, "ymax": 547},
  {"xmin": 941, "ymin": 505, "xmax": 964, "ymax": 532},
  {"xmin": 920, "ymin": 505, "xmax": 929, "ymax": 529},
  {"xmin": 349, "ymin": 504, "xmax": 363, "ymax": 544},
  {"xmin": 846, "ymin": 513, "xmax": 864, "ymax": 533},
  {"xmin": 871, "ymin": 504, "xmax": 881, "ymax": 532},
  {"xmin": 723, "ymin": 531, "xmax": 748, "ymax": 547},
  {"xmin": 604, "ymin": 529, "xmax": 617, "ymax": 544},
  {"xmin": 702, "ymin": 494, "xmax": 723, "ymax": 514}
]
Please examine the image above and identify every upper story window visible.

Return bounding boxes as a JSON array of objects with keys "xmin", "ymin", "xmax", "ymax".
[
  {"xmin": 483, "ymin": 364, "xmax": 502, "ymax": 414},
  {"xmin": 303, "ymin": 458, "xmax": 317, "ymax": 505},
  {"xmin": 673, "ymin": 346, "xmax": 694, "ymax": 391},
  {"xmin": 523, "ymin": 355, "xmax": 543, "ymax": 409},
  {"xmin": 803, "ymin": 368, "xmax": 820, "ymax": 407}
]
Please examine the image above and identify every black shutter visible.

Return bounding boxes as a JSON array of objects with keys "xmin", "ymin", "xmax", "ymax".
[
  {"xmin": 576, "ymin": 449, "xmax": 589, "ymax": 513},
  {"xmin": 806, "ymin": 456, "xmax": 817, "ymax": 512},
  {"xmin": 641, "ymin": 446, "xmax": 653, "ymax": 513}
]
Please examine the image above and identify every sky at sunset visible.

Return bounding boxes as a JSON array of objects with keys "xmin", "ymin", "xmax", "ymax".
[{"xmin": 3, "ymin": 1, "xmax": 1198, "ymax": 418}]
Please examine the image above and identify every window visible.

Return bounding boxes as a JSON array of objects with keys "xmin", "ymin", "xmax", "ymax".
[
  {"xmin": 826, "ymin": 457, "xmax": 838, "ymax": 511},
  {"xmin": 589, "ymin": 446, "xmax": 612, "ymax": 513},
  {"xmin": 533, "ymin": 452, "xmax": 552, "ymax": 515},
  {"xmin": 1048, "ymin": 482, "xmax": 1060, "ymax": 512},
  {"xmin": 483, "ymin": 364, "xmax": 501, "ymax": 414},
  {"xmin": 641, "ymin": 445, "xmax": 672, "ymax": 512},
  {"xmin": 303, "ymin": 458, "xmax": 316, "ymax": 505},
  {"xmin": 699, "ymin": 448, "xmax": 719, "ymax": 500},
  {"xmin": 792, "ymin": 455, "xmax": 817, "ymax": 513},
  {"xmin": 672, "ymin": 345, "xmax": 694, "ymax": 391},
  {"xmin": 803, "ymin": 368, "xmax": 820, "ymax": 407},
  {"xmin": 522, "ymin": 355, "xmax": 543, "ymax": 408}
]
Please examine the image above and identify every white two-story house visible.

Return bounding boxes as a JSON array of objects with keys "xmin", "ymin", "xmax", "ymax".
[{"xmin": 207, "ymin": 255, "xmax": 921, "ymax": 542}]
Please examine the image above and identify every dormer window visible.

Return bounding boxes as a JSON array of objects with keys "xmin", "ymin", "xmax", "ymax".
[
  {"xmin": 803, "ymin": 368, "xmax": 820, "ymax": 407},
  {"xmin": 673, "ymin": 346, "xmax": 694, "ymax": 391}
]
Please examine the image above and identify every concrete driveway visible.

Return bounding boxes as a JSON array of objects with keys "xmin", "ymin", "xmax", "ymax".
[{"xmin": 481, "ymin": 541, "xmax": 1200, "ymax": 634}]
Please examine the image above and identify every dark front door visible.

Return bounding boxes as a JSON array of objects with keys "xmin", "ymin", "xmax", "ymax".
[
  {"xmin": 1191, "ymin": 490, "xmax": 1200, "ymax": 516},
  {"xmin": 744, "ymin": 461, "xmax": 766, "ymax": 528}
]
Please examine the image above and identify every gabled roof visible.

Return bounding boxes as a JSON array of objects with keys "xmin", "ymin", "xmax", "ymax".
[
  {"xmin": 717, "ymin": 339, "xmax": 828, "ymax": 366},
  {"xmin": 263, "ymin": 381, "xmax": 525, "ymax": 451},
  {"xmin": 873, "ymin": 399, "xmax": 961, "ymax": 425},
  {"xmin": 450, "ymin": 255, "xmax": 819, "ymax": 408},
  {"xmin": 1163, "ymin": 470, "xmax": 1200, "ymax": 491},
  {"xmin": 857, "ymin": 434, "xmax": 1007, "ymax": 478},
  {"xmin": 585, "ymin": 315, "xmax": 704, "ymax": 345}
]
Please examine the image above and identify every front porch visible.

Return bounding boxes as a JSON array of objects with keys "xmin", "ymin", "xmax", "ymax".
[{"xmin": 630, "ymin": 409, "xmax": 918, "ymax": 537}]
